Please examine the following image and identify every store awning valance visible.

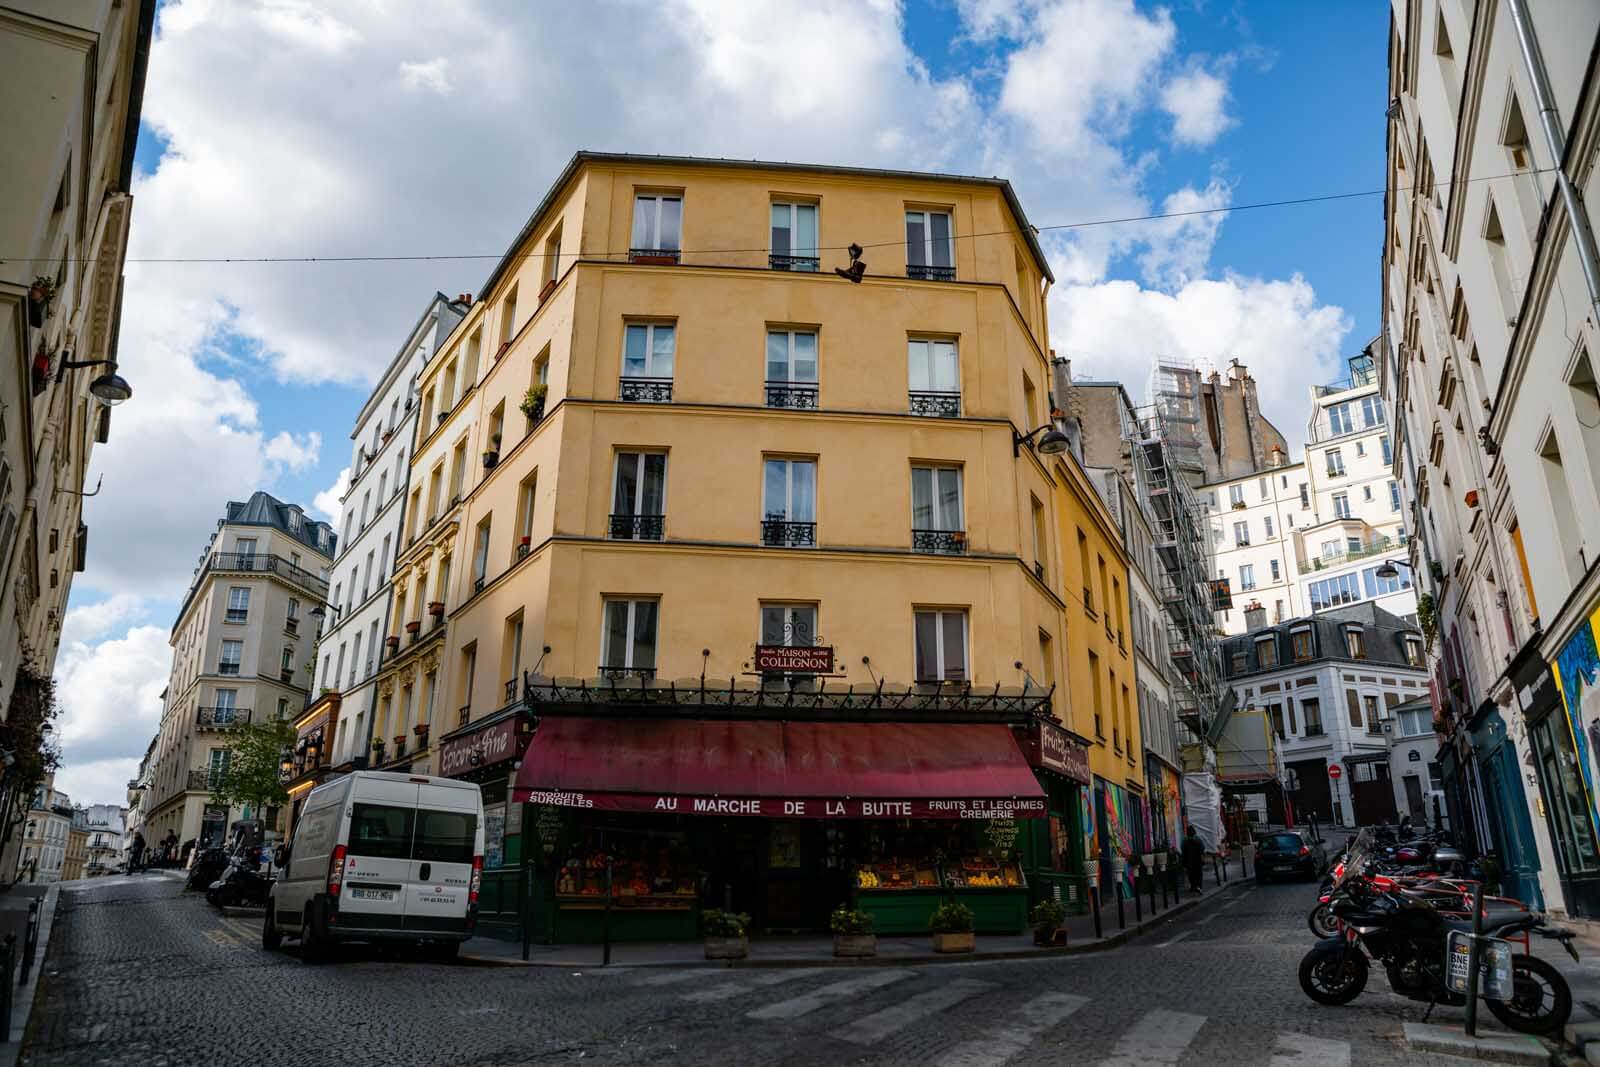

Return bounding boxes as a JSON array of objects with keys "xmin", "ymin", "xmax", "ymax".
[{"xmin": 512, "ymin": 717, "xmax": 1046, "ymax": 819}]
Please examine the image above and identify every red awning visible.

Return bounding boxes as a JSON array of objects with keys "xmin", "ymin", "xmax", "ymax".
[{"xmin": 512, "ymin": 717, "xmax": 1046, "ymax": 819}]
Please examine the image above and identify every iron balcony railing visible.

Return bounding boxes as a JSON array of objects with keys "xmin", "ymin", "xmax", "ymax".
[
  {"xmin": 185, "ymin": 769, "xmax": 216, "ymax": 792},
  {"xmin": 1299, "ymin": 536, "xmax": 1405, "ymax": 572},
  {"xmin": 761, "ymin": 520, "xmax": 816, "ymax": 548},
  {"xmin": 609, "ymin": 514, "xmax": 665, "ymax": 541},
  {"xmin": 765, "ymin": 382, "xmax": 819, "ymax": 409},
  {"xmin": 224, "ymin": 609, "xmax": 248, "ymax": 624},
  {"xmin": 599, "ymin": 665, "xmax": 657, "ymax": 681},
  {"xmin": 202, "ymin": 552, "xmax": 329, "ymax": 599},
  {"xmin": 505, "ymin": 678, "xmax": 518, "ymax": 703},
  {"xmin": 907, "ymin": 264, "xmax": 956, "ymax": 281},
  {"xmin": 628, "ymin": 247, "xmax": 680, "ymax": 264},
  {"xmin": 619, "ymin": 376, "xmax": 674, "ymax": 403},
  {"xmin": 217, "ymin": 661, "xmax": 240, "ymax": 676},
  {"xmin": 912, "ymin": 528, "xmax": 967, "ymax": 555},
  {"xmin": 196, "ymin": 706, "xmax": 251, "ymax": 728},
  {"xmin": 908, "ymin": 390, "xmax": 961, "ymax": 418},
  {"xmin": 768, "ymin": 254, "xmax": 819, "ymax": 272}
]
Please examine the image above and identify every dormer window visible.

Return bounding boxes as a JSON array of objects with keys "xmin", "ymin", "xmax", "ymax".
[
  {"xmin": 1343, "ymin": 624, "xmax": 1367, "ymax": 659},
  {"xmin": 1255, "ymin": 635, "xmax": 1278, "ymax": 669},
  {"xmin": 1290, "ymin": 624, "xmax": 1314, "ymax": 662}
]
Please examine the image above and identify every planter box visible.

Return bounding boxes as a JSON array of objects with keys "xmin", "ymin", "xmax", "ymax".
[
  {"xmin": 704, "ymin": 936, "xmax": 748, "ymax": 960},
  {"xmin": 1033, "ymin": 927, "xmax": 1067, "ymax": 947},
  {"xmin": 482, "ymin": 451, "xmax": 499, "ymax": 469},
  {"xmin": 833, "ymin": 933, "xmax": 877, "ymax": 958},
  {"xmin": 932, "ymin": 931, "xmax": 975, "ymax": 954}
]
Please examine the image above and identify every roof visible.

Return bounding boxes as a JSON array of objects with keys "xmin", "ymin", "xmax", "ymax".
[
  {"xmin": 352, "ymin": 292, "xmax": 469, "ymax": 434},
  {"xmin": 472, "ymin": 150, "xmax": 1056, "ymax": 307},
  {"xmin": 221, "ymin": 490, "xmax": 335, "ymax": 558},
  {"xmin": 1220, "ymin": 602, "xmax": 1424, "ymax": 679}
]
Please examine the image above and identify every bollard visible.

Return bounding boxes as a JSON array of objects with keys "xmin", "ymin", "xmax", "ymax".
[
  {"xmin": 1464, "ymin": 883, "xmax": 1484, "ymax": 1037},
  {"xmin": 1160, "ymin": 865, "xmax": 1169, "ymax": 908},
  {"xmin": 1150, "ymin": 867, "xmax": 1159, "ymax": 914},
  {"xmin": 521, "ymin": 866, "xmax": 534, "ymax": 962},
  {"xmin": 602, "ymin": 858, "xmax": 614, "ymax": 967},
  {"xmin": 1090, "ymin": 884, "xmax": 1103, "ymax": 939},
  {"xmin": 1134, "ymin": 870, "xmax": 1143, "ymax": 922},
  {"xmin": 1116, "ymin": 880, "xmax": 1126, "ymax": 930}
]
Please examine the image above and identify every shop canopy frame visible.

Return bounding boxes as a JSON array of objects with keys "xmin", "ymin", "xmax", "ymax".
[{"xmin": 515, "ymin": 671, "xmax": 1055, "ymax": 725}]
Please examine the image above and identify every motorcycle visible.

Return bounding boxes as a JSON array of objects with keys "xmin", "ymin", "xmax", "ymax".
[
  {"xmin": 1298, "ymin": 830, "xmax": 1577, "ymax": 1035},
  {"xmin": 1307, "ymin": 840, "xmax": 1482, "ymax": 938},
  {"xmin": 207, "ymin": 844, "xmax": 273, "ymax": 908},
  {"xmin": 186, "ymin": 847, "xmax": 228, "ymax": 892}
]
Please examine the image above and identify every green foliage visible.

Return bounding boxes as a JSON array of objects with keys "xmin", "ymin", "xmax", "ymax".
[
  {"xmin": 1417, "ymin": 593, "xmax": 1436, "ymax": 648},
  {"xmin": 829, "ymin": 905, "xmax": 875, "ymax": 935},
  {"xmin": 520, "ymin": 384, "xmax": 548, "ymax": 421},
  {"xmin": 1028, "ymin": 899, "xmax": 1067, "ymax": 931},
  {"xmin": 208, "ymin": 719, "xmax": 295, "ymax": 813},
  {"xmin": 701, "ymin": 908, "xmax": 750, "ymax": 939},
  {"xmin": 929, "ymin": 898, "xmax": 974, "ymax": 934}
]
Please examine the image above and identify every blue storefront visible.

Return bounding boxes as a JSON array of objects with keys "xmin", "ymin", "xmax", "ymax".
[{"xmin": 1470, "ymin": 703, "xmax": 1543, "ymax": 908}]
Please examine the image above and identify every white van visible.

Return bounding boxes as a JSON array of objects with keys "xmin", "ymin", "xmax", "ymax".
[{"xmin": 264, "ymin": 771, "xmax": 484, "ymax": 962}]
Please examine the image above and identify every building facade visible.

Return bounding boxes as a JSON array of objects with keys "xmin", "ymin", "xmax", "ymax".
[
  {"xmin": 62, "ymin": 824, "xmax": 87, "ymax": 881},
  {"xmin": 0, "ymin": 0, "xmax": 153, "ymax": 878},
  {"xmin": 1381, "ymin": 0, "xmax": 1596, "ymax": 915},
  {"xmin": 18, "ymin": 779, "xmax": 72, "ymax": 883},
  {"xmin": 1218, "ymin": 604, "xmax": 1429, "ymax": 833},
  {"xmin": 1387, "ymin": 695, "xmax": 1446, "ymax": 828},
  {"xmin": 140, "ymin": 492, "xmax": 333, "ymax": 853},
  {"xmin": 79, "ymin": 802, "xmax": 125, "ymax": 876},
  {"xmin": 318, "ymin": 293, "xmax": 466, "ymax": 769},
  {"xmin": 352, "ymin": 152, "xmax": 1142, "ymax": 938}
]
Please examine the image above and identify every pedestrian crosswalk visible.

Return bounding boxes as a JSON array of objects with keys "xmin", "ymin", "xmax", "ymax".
[{"xmin": 632, "ymin": 966, "xmax": 1364, "ymax": 1066}]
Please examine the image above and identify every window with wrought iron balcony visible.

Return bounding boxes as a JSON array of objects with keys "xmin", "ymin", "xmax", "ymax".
[
  {"xmin": 762, "ymin": 458, "xmax": 816, "ymax": 548},
  {"xmin": 766, "ymin": 328, "xmax": 818, "ymax": 409},
  {"xmin": 905, "ymin": 208, "xmax": 956, "ymax": 281},
  {"xmin": 629, "ymin": 193, "xmax": 681, "ymax": 264},
  {"xmin": 910, "ymin": 465, "xmax": 965, "ymax": 554},
  {"xmin": 908, "ymin": 337, "xmax": 960, "ymax": 417},
  {"xmin": 600, "ymin": 598, "xmax": 657, "ymax": 681},
  {"xmin": 610, "ymin": 452, "xmax": 666, "ymax": 541},
  {"xmin": 619, "ymin": 321, "xmax": 674, "ymax": 402},
  {"xmin": 770, "ymin": 201, "xmax": 819, "ymax": 272}
]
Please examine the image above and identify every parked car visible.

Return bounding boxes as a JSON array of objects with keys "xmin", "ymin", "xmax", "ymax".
[
  {"xmin": 264, "ymin": 771, "xmax": 484, "ymax": 963},
  {"xmin": 1254, "ymin": 830, "xmax": 1328, "ymax": 881}
]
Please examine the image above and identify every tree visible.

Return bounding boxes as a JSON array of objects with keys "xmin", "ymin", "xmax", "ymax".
[{"xmin": 209, "ymin": 720, "xmax": 295, "ymax": 817}]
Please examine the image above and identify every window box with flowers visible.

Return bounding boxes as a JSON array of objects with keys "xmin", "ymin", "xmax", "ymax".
[
  {"xmin": 405, "ymin": 620, "xmax": 422, "ymax": 635},
  {"xmin": 27, "ymin": 276, "xmax": 57, "ymax": 328},
  {"xmin": 483, "ymin": 432, "xmax": 502, "ymax": 470},
  {"xmin": 428, "ymin": 601, "xmax": 445, "ymax": 617},
  {"xmin": 413, "ymin": 723, "xmax": 430, "ymax": 741},
  {"xmin": 520, "ymin": 384, "xmax": 547, "ymax": 425},
  {"xmin": 386, "ymin": 635, "xmax": 400, "ymax": 651}
]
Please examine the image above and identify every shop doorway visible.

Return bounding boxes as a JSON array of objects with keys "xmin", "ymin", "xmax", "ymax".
[
  {"xmin": 1402, "ymin": 774, "xmax": 1425, "ymax": 823},
  {"xmin": 1531, "ymin": 712, "xmax": 1600, "ymax": 917},
  {"xmin": 1288, "ymin": 759, "xmax": 1333, "ymax": 824},
  {"xmin": 1349, "ymin": 761, "xmax": 1397, "ymax": 826}
]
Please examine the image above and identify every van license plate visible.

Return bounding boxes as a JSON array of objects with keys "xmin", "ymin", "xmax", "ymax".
[{"xmin": 349, "ymin": 887, "xmax": 395, "ymax": 902}]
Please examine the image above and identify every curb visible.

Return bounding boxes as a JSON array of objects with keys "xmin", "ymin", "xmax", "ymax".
[
  {"xmin": 460, "ymin": 880, "xmax": 1248, "ymax": 969},
  {"xmin": 0, "ymin": 883, "xmax": 61, "ymax": 1067},
  {"xmin": 1402, "ymin": 1022, "xmax": 1551, "ymax": 1065}
]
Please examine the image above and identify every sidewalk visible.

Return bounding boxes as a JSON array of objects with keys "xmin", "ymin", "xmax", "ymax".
[{"xmin": 462, "ymin": 858, "xmax": 1248, "ymax": 969}]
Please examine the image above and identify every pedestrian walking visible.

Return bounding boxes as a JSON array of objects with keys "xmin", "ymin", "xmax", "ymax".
[
  {"xmin": 129, "ymin": 831, "xmax": 145, "ymax": 873},
  {"xmin": 1181, "ymin": 824, "xmax": 1205, "ymax": 894}
]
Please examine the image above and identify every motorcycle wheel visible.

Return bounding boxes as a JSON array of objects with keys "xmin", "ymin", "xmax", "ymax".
[
  {"xmin": 1486, "ymin": 954, "xmax": 1571, "ymax": 1036},
  {"xmin": 1298, "ymin": 944, "xmax": 1368, "ymax": 1005},
  {"xmin": 1308, "ymin": 902, "xmax": 1339, "ymax": 939}
]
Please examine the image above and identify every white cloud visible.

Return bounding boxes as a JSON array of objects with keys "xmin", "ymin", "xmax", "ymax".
[
  {"xmin": 399, "ymin": 57, "xmax": 451, "ymax": 94},
  {"xmin": 312, "ymin": 465, "xmax": 350, "ymax": 523},
  {"xmin": 1051, "ymin": 273, "xmax": 1353, "ymax": 449},
  {"xmin": 1161, "ymin": 67, "xmax": 1235, "ymax": 147},
  {"xmin": 1136, "ymin": 178, "xmax": 1232, "ymax": 289},
  {"xmin": 52, "ymin": 625, "xmax": 171, "ymax": 804},
  {"xmin": 264, "ymin": 429, "xmax": 322, "ymax": 473},
  {"xmin": 60, "ymin": 594, "xmax": 149, "ymax": 647}
]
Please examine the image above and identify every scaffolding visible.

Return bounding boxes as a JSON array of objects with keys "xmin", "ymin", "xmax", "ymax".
[
  {"xmin": 1145, "ymin": 357, "xmax": 1210, "ymax": 483},
  {"xmin": 1128, "ymin": 402, "xmax": 1225, "ymax": 742}
]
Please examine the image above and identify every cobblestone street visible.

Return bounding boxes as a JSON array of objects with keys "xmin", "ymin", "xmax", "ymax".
[{"xmin": 20, "ymin": 871, "xmax": 1595, "ymax": 1065}]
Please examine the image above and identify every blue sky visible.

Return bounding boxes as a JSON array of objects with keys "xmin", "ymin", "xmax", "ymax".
[{"xmin": 55, "ymin": 0, "xmax": 1387, "ymax": 805}]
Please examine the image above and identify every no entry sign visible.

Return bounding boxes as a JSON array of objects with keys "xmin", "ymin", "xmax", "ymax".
[{"xmin": 1328, "ymin": 764, "xmax": 1343, "ymax": 779}]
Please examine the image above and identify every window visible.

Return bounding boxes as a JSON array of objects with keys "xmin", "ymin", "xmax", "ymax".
[
  {"xmin": 1362, "ymin": 485, "xmax": 1373, "ymax": 502},
  {"xmin": 911, "ymin": 465, "xmax": 964, "ymax": 552},
  {"xmin": 1078, "ymin": 529, "xmax": 1093, "ymax": 613},
  {"xmin": 1399, "ymin": 707, "xmax": 1431, "ymax": 736},
  {"xmin": 1239, "ymin": 564, "xmax": 1256, "ymax": 591},
  {"xmin": 770, "ymin": 201, "xmax": 818, "ymax": 270},
  {"xmin": 213, "ymin": 689, "xmax": 238, "ymax": 724},
  {"xmin": 914, "ymin": 609, "xmax": 967, "ymax": 683},
  {"xmin": 1290, "ymin": 627, "xmax": 1314, "ymax": 662},
  {"xmin": 763, "ymin": 458, "xmax": 817, "ymax": 547},
  {"xmin": 235, "ymin": 537, "xmax": 257, "ymax": 562},
  {"xmin": 1230, "ymin": 651, "xmax": 1248, "ymax": 675},
  {"xmin": 1258, "ymin": 477, "xmax": 1268, "ymax": 499},
  {"xmin": 611, "ymin": 452, "xmax": 667, "ymax": 541},
  {"xmin": 1344, "ymin": 626, "xmax": 1367, "ymax": 659},
  {"xmin": 1332, "ymin": 492, "xmax": 1351, "ymax": 519},
  {"xmin": 1030, "ymin": 495, "xmax": 1048, "ymax": 579},
  {"xmin": 905, "ymin": 209, "xmax": 954, "ymax": 280},
  {"xmin": 620, "ymin": 322, "xmax": 674, "ymax": 401},
  {"xmin": 516, "ymin": 474, "xmax": 537, "ymax": 555},
  {"xmin": 219, "ymin": 640, "xmax": 242, "ymax": 675},
  {"xmin": 630, "ymin": 193, "xmax": 681, "ymax": 258},
  {"xmin": 1263, "ymin": 515, "xmax": 1274, "ymax": 538},
  {"xmin": 498, "ymin": 284, "xmax": 518, "ymax": 352},
  {"xmin": 1308, "ymin": 572, "xmax": 1362, "ymax": 611},
  {"xmin": 601, "ymin": 598, "xmax": 658, "ymax": 677},
  {"xmin": 1329, "ymin": 402, "xmax": 1353, "ymax": 436},
  {"xmin": 1299, "ymin": 696, "xmax": 1322, "ymax": 735},
  {"xmin": 908, "ymin": 338, "xmax": 960, "ymax": 414},
  {"xmin": 1364, "ymin": 563, "xmax": 1412, "ymax": 597},
  {"xmin": 1389, "ymin": 481, "xmax": 1402, "ymax": 512},
  {"xmin": 1364, "ymin": 694, "xmax": 1382, "ymax": 733},
  {"xmin": 503, "ymin": 613, "xmax": 523, "ymax": 693},
  {"xmin": 1270, "ymin": 559, "xmax": 1281, "ymax": 581},
  {"xmin": 1256, "ymin": 636, "xmax": 1278, "ymax": 670},
  {"xmin": 472, "ymin": 517, "xmax": 492, "ymax": 591},
  {"xmin": 1326, "ymin": 449, "xmax": 1346, "ymax": 477},
  {"xmin": 449, "ymin": 440, "xmax": 467, "ymax": 500},
  {"xmin": 1346, "ymin": 689, "xmax": 1363, "ymax": 729},
  {"xmin": 1299, "ymin": 483, "xmax": 1310, "ymax": 508},
  {"xmin": 1233, "ymin": 521, "xmax": 1250, "ymax": 547},
  {"xmin": 1381, "ymin": 435, "xmax": 1392, "ymax": 465},
  {"xmin": 1404, "ymin": 635, "xmax": 1424, "ymax": 667},
  {"xmin": 1229, "ymin": 484, "xmax": 1245, "ymax": 507},
  {"xmin": 287, "ymin": 598, "xmax": 300, "ymax": 632},
  {"xmin": 760, "ymin": 604, "xmax": 818, "ymax": 683},
  {"xmin": 1355, "ymin": 441, "xmax": 1366, "ymax": 458},
  {"xmin": 542, "ymin": 222, "xmax": 563, "ymax": 288},
  {"xmin": 1540, "ymin": 428, "xmax": 1585, "ymax": 582},
  {"xmin": 226, "ymin": 587, "xmax": 249, "ymax": 623},
  {"xmin": 207, "ymin": 749, "xmax": 231, "ymax": 788},
  {"xmin": 766, "ymin": 329, "xmax": 818, "ymax": 408}
]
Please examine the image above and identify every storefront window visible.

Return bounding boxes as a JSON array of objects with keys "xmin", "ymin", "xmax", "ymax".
[{"xmin": 1534, "ymin": 716, "xmax": 1600, "ymax": 875}]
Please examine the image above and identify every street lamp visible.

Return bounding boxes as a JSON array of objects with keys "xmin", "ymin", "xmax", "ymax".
[
  {"xmin": 1374, "ymin": 558, "xmax": 1412, "ymax": 581},
  {"xmin": 56, "ymin": 358, "xmax": 133, "ymax": 405},
  {"xmin": 308, "ymin": 602, "xmax": 343, "ymax": 621},
  {"xmin": 1012, "ymin": 424, "xmax": 1071, "ymax": 458}
]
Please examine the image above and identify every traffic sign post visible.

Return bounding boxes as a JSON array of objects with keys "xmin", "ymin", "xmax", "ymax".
[{"xmin": 1327, "ymin": 764, "xmax": 1342, "ymax": 780}]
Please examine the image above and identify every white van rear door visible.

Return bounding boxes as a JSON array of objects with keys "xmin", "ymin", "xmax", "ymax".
[
  {"xmin": 341, "ymin": 778, "xmax": 420, "ymax": 922},
  {"xmin": 404, "ymin": 786, "xmax": 478, "ymax": 929}
]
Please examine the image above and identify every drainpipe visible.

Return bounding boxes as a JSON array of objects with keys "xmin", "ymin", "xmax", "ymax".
[{"xmin": 1505, "ymin": 0, "xmax": 1600, "ymax": 321}]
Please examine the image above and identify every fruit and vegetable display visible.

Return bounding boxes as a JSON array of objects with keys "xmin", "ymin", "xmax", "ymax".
[{"xmin": 856, "ymin": 856, "xmax": 1024, "ymax": 891}]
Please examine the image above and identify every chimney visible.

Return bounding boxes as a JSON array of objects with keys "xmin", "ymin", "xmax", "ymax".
[
  {"xmin": 1269, "ymin": 445, "xmax": 1286, "ymax": 468},
  {"xmin": 1050, "ymin": 354, "xmax": 1084, "ymax": 463},
  {"xmin": 1243, "ymin": 602, "xmax": 1268, "ymax": 633},
  {"xmin": 1229, "ymin": 358, "xmax": 1248, "ymax": 383}
]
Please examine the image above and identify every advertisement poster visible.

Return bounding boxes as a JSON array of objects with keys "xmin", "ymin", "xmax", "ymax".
[
  {"xmin": 1553, "ymin": 607, "xmax": 1600, "ymax": 844},
  {"xmin": 483, "ymin": 802, "xmax": 506, "ymax": 869}
]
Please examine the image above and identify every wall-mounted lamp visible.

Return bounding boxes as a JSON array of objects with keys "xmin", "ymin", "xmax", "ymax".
[
  {"xmin": 1013, "ymin": 424, "xmax": 1070, "ymax": 458},
  {"xmin": 56, "ymin": 357, "xmax": 132, "ymax": 405}
]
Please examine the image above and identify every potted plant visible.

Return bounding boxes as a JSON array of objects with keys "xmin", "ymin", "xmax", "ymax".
[
  {"xmin": 428, "ymin": 600, "xmax": 445, "ymax": 617},
  {"xmin": 830, "ymin": 905, "xmax": 876, "ymax": 957},
  {"xmin": 950, "ymin": 530, "xmax": 966, "ymax": 546},
  {"xmin": 701, "ymin": 908, "xmax": 750, "ymax": 960},
  {"xmin": 370, "ymin": 737, "xmax": 386, "ymax": 755},
  {"xmin": 27, "ymin": 276, "xmax": 56, "ymax": 328},
  {"xmin": 1028, "ymin": 899, "xmax": 1068, "ymax": 947},
  {"xmin": 929, "ymin": 898, "xmax": 975, "ymax": 954},
  {"xmin": 405, "ymin": 619, "xmax": 422, "ymax": 634},
  {"xmin": 413, "ymin": 722, "xmax": 430, "ymax": 740},
  {"xmin": 393, "ymin": 735, "xmax": 408, "ymax": 755},
  {"xmin": 521, "ymin": 384, "xmax": 547, "ymax": 424},
  {"xmin": 385, "ymin": 634, "xmax": 400, "ymax": 651},
  {"xmin": 382, "ymin": 428, "xmax": 393, "ymax": 444}
]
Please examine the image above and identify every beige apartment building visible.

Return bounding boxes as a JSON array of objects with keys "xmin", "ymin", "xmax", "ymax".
[{"xmin": 140, "ymin": 492, "xmax": 333, "ymax": 851}]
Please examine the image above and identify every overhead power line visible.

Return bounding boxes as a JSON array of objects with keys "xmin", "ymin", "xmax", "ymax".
[{"xmin": 2, "ymin": 168, "xmax": 1552, "ymax": 267}]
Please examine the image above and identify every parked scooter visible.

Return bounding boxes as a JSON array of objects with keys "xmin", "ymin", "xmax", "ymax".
[
  {"xmin": 187, "ymin": 847, "xmax": 228, "ymax": 892},
  {"xmin": 207, "ymin": 843, "xmax": 273, "ymax": 908}
]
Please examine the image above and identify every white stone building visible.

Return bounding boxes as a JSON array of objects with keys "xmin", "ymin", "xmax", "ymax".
[
  {"xmin": 321, "ymin": 293, "xmax": 467, "ymax": 766},
  {"xmin": 18, "ymin": 780, "xmax": 73, "ymax": 883},
  {"xmin": 1380, "ymin": 0, "xmax": 1596, "ymax": 915}
]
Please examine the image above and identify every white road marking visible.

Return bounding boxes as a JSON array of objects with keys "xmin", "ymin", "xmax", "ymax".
[
  {"xmin": 934, "ymin": 992, "xmax": 1088, "ymax": 1067},
  {"xmin": 1098, "ymin": 1009, "xmax": 1207, "ymax": 1066},
  {"xmin": 1268, "ymin": 1032, "xmax": 1351, "ymax": 1067},
  {"xmin": 1155, "ymin": 930, "xmax": 1193, "ymax": 948},
  {"xmin": 746, "ymin": 968, "xmax": 914, "ymax": 1021},
  {"xmin": 637, "ymin": 969, "xmax": 723, "ymax": 987},
  {"xmin": 837, "ymin": 978, "xmax": 994, "ymax": 1045},
  {"xmin": 680, "ymin": 968, "xmax": 826, "ymax": 1003}
]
